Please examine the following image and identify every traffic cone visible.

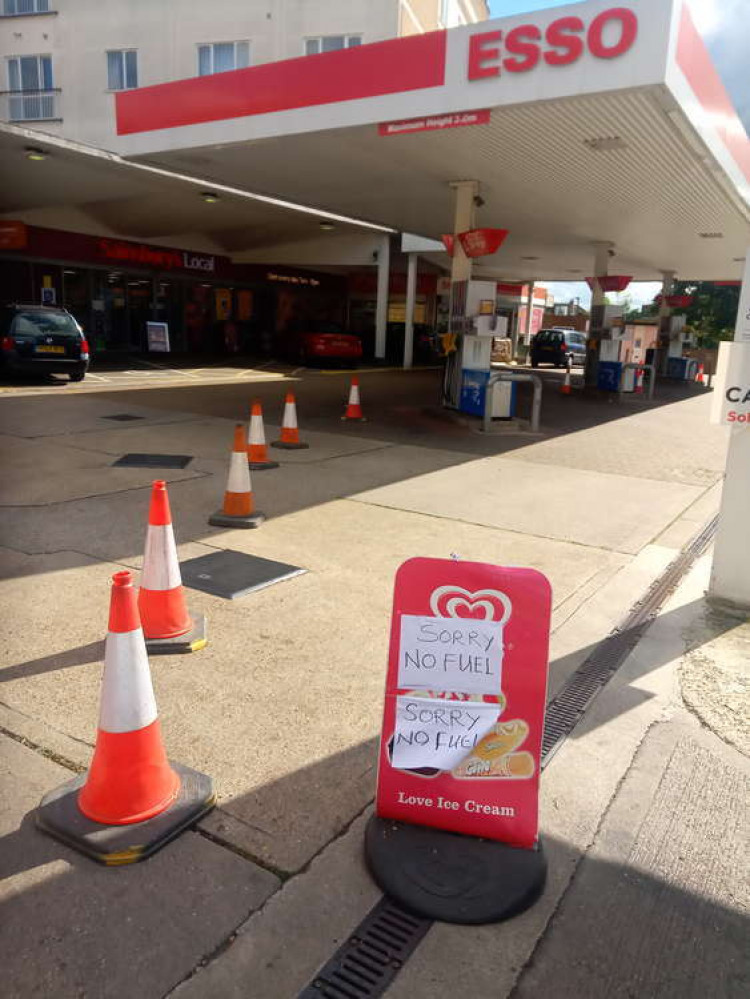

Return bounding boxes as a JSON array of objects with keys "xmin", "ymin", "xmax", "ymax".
[
  {"xmin": 342, "ymin": 376, "xmax": 366, "ymax": 421},
  {"xmin": 560, "ymin": 364, "xmax": 572, "ymax": 395},
  {"xmin": 247, "ymin": 400, "xmax": 279, "ymax": 470},
  {"xmin": 271, "ymin": 392, "xmax": 309, "ymax": 450},
  {"xmin": 209, "ymin": 423, "xmax": 266, "ymax": 528},
  {"xmin": 634, "ymin": 366, "xmax": 644, "ymax": 394},
  {"xmin": 696, "ymin": 362, "xmax": 706, "ymax": 385},
  {"xmin": 139, "ymin": 480, "xmax": 207, "ymax": 654},
  {"xmin": 36, "ymin": 571, "xmax": 215, "ymax": 865}
]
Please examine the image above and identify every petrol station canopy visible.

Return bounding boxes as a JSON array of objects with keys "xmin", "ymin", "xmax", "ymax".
[{"xmin": 111, "ymin": 0, "xmax": 750, "ymax": 282}]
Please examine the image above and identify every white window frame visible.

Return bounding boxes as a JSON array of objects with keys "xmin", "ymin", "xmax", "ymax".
[
  {"xmin": 197, "ymin": 40, "xmax": 251, "ymax": 76},
  {"xmin": 106, "ymin": 49, "xmax": 138, "ymax": 92},
  {"xmin": 6, "ymin": 53, "xmax": 57, "ymax": 121},
  {"xmin": 304, "ymin": 35, "xmax": 362, "ymax": 56},
  {"xmin": 2, "ymin": 0, "xmax": 50, "ymax": 15}
]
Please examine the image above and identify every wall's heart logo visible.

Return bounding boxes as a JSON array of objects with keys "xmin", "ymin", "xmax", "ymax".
[{"xmin": 429, "ymin": 585, "xmax": 512, "ymax": 624}]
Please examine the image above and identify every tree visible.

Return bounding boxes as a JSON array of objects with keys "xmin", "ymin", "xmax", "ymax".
[{"xmin": 672, "ymin": 281, "xmax": 740, "ymax": 347}]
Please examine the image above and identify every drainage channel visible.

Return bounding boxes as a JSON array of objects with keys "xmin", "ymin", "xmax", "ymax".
[{"xmin": 298, "ymin": 516, "xmax": 719, "ymax": 999}]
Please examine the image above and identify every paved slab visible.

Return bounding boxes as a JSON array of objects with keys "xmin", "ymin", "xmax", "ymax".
[
  {"xmin": 352, "ymin": 456, "xmax": 707, "ymax": 554},
  {"xmin": 513, "ymin": 725, "xmax": 750, "ymax": 999},
  {"xmin": 0, "ymin": 735, "xmax": 280, "ymax": 999},
  {"xmin": 0, "ymin": 394, "xmax": 199, "ymax": 438},
  {"xmin": 505, "ymin": 391, "xmax": 727, "ymax": 487},
  {"xmin": 0, "ymin": 434, "xmax": 204, "ymax": 505}
]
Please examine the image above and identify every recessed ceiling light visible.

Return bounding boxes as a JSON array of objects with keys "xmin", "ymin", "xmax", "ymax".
[
  {"xmin": 25, "ymin": 146, "xmax": 47, "ymax": 161},
  {"xmin": 699, "ymin": 232, "xmax": 723, "ymax": 238},
  {"xmin": 583, "ymin": 136, "xmax": 628, "ymax": 152},
  {"xmin": 319, "ymin": 221, "xmax": 336, "ymax": 231},
  {"xmin": 201, "ymin": 191, "xmax": 219, "ymax": 203}
]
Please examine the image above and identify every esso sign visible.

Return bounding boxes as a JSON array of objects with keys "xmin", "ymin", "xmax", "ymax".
[{"xmin": 468, "ymin": 7, "xmax": 638, "ymax": 80}]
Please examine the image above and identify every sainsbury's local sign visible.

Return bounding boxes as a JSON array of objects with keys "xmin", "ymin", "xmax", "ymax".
[{"xmin": 467, "ymin": 7, "xmax": 638, "ymax": 80}]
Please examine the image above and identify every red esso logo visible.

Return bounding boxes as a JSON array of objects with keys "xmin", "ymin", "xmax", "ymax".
[{"xmin": 468, "ymin": 8, "xmax": 638, "ymax": 80}]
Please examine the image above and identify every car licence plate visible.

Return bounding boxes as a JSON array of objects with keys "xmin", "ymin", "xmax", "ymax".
[{"xmin": 36, "ymin": 345, "xmax": 65, "ymax": 354}]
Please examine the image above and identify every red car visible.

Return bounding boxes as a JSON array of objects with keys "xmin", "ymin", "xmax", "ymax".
[{"xmin": 283, "ymin": 320, "xmax": 362, "ymax": 366}]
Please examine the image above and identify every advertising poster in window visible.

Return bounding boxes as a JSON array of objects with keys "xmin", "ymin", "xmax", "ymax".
[
  {"xmin": 375, "ymin": 557, "xmax": 551, "ymax": 848},
  {"xmin": 146, "ymin": 321, "xmax": 170, "ymax": 352}
]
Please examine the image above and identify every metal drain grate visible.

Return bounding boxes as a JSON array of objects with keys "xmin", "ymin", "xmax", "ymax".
[
  {"xmin": 298, "ymin": 897, "xmax": 432, "ymax": 998},
  {"xmin": 541, "ymin": 514, "xmax": 719, "ymax": 765},
  {"xmin": 101, "ymin": 413, "xmax": 145, "ymax": 421},
  {"xmin": 298, "ymin": 516, "xmax": 719, "ymax": 997},
  {"xmin": 112, "ymin": 453, "xmax": 193, "ymax": 469}
]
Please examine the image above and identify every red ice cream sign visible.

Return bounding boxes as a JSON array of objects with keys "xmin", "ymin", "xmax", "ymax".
[{"xmin": 375, "ymin": 557, "xmax": 551, "ymax": 849}]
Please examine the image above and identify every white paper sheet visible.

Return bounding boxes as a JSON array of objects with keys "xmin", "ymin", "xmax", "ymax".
[
  {"xmin": 398, "ymin": 614, "xmax": 503, "ymax": 695},
  {"xmin": 391, "ymin": 694, "xmax": 501, "ymax": 771}
]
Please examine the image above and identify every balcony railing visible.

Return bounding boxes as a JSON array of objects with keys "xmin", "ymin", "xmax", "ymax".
[{"xmin": 1, "ymin": 89, "xmax": 61, "ymax": 122}]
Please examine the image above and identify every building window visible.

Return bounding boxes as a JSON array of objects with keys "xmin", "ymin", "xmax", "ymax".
[
  {"xmin": 304, "ymin": 35, "xmax": 362, "ymax": 56},
  {"xmin": 6, "ymin": 54, "xmax": 56, "ymax": 120},
  {"xmin": 197, "ymin": 41, "xmax": 250, "ymax": 76},
  {"xmin": 2, "ymin": 0, "xmax": 50, "ymax": 14},
  {"xmin": 106, "ymin": 50, "xmax": 138, "ymax": 91}
]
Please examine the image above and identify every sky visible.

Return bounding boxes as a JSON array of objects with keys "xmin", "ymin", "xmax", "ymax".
[{"xmin": 486, "ymin": 0, "xmax": 750, "ymax": 310}]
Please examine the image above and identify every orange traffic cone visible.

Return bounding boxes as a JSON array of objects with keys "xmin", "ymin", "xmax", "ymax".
[
  {"xmin": 271, "ymin": 392, "xmax": 309, "ymax": 450},
  {"xmin": 209, "ymin": 424, "xmax": 266, "ymax": 528},
  {"xmin": 36, "ymin": 570, "xmax": 215, "ymax": 864},
  {"xmin": 342, "ymin": 376, "xmax": 366, "ymax": 421},
  {"xmin": 696, "ymin": 362, "xmax": 706, "ymax": 385},
  {"xmin": 247, "ymin": 400, "xmax": 279, "ymax": 470},
  {"xmin": 138, "ymin": 480, "xmax": 207, "ymax": 654},
  {"xmin": 560, "ymin": 364, "xmax": 572, "ymax": 395},
  {"xmin": 634, "ymin": 366, "xmax": 644, "ymax": 394}
]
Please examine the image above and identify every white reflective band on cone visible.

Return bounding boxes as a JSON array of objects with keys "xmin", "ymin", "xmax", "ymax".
[
  {"xmin": 99, "ymin": 628, "xmax": 158, "ymax": 733},
  {"xmin": 249, "ymin": 413, "xmax": 266, "ymax": 444},
  {"xmin": 141, "ymin": 523, "xmax": 182, "ymax": 591},
  {"xmin": 350, "ymin": 385, "xmax": 360, "ymax": 405},
  {"xmin": 227, "ymin": 450, "xmax": 251, "ymax": 493},
  {"xmin": 282, "ymin": 402, "xmax": 297, "ymax": 427}
]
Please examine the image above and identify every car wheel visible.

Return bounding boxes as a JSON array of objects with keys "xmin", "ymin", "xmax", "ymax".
[{"xmin": 69, "ymin": 371, "xmax": 85, "ymax": 382}]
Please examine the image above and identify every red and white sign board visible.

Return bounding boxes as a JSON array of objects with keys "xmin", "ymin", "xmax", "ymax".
[
  {"xmin": 375, "ymin": 557, "xmax": 551, "ymax": 849},
  {"xmin": 379, "ymin": 110, "xmax": 490, "ymax": 137}
]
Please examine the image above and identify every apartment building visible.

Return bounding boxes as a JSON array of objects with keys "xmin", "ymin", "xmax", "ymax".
[{"xmin": 1, "ymin": 0, "xmax": 488, "ymax": 148}]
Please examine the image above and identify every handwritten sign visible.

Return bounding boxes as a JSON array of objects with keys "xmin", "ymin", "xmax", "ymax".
[
  {"xmin": 392, "ymin": 695, "xmax": 500, "ymax": 770},
  {"xmin": 398, "ymin": 615, "xmax": 503, "ymax": 695},
  {"xmin": 375, "ymin": 558, "xmax": 551, "ymax": 848}
]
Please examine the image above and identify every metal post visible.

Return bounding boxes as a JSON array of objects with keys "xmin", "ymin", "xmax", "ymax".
[
  {"xmin": 585, "ymin": 241, "xmax": 613, "ymax": 387},
  {"xmin": 483, "ymin": 372, "xmax": 543, "ymax": 433},
  {"xmin": 374, "ymin": 234, "xmax": 391, "ymax": 361},
  {"xmin": 404, "ymin": 252, "xmax": 417, "ymax": 369}
]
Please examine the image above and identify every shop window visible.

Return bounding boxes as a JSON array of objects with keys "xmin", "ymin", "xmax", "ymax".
[
  {"xmin": 107, "ymin": 50, "xmax": 138, "ymax": 91},
  {"xmin": 2, "ymin": 0, "xmax": 50, "ymax": 14},
  {"xmin": 197, "ymin": 41, "xmax": 250, "ymax": 76},
  {"xmin": 6, "ymin": 54, "xmax": 55, "ymax": 120},
  {"xmin": 304, "ymin": 35, "xmax": 361, "ymax": 56}
]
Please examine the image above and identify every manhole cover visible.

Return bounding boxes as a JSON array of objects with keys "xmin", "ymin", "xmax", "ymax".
[
  {"xmin": 112, "ymin": 453, "xmax": 193, "ymax": 468},
  {"xmin": 180, "ymin": 550, "xmax": 305, "ymax": 600},
  {"xmin": 101, "ymin": 413, "xmax": 145, "ymax": 421}
]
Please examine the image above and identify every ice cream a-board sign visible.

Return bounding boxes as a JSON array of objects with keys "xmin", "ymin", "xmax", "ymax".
[{"xmin": 375, "ymin": 558, "xmax": 551, "ymax": 848}]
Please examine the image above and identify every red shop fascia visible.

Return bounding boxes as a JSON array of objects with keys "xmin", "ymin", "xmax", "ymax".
[{"xmin": 1, "ymin": 224, "xmax": 347, "ymax": 351}]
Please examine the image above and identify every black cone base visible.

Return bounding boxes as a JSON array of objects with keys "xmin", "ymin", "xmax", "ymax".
[
  {"xmin": 271, "ymin": 440, "xmax": 309, "ymax": 450},
  {"xmin": 365, "ymin": 815, "xmax": 546, "ymax": 924},
  {"xmin": 144, "ymin": 613, "xmax": 207, "ymax": 655},
  {"xmin": 208, "ymin": 510, "xmax": 266, "ymax": 529},
  {"xmin": 36, "ymin": 762, "xmax": 216, "ymax": 866},
  {"xmin": 248, "ymin": 460, "xmax": 279, "ymax": 470}
]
